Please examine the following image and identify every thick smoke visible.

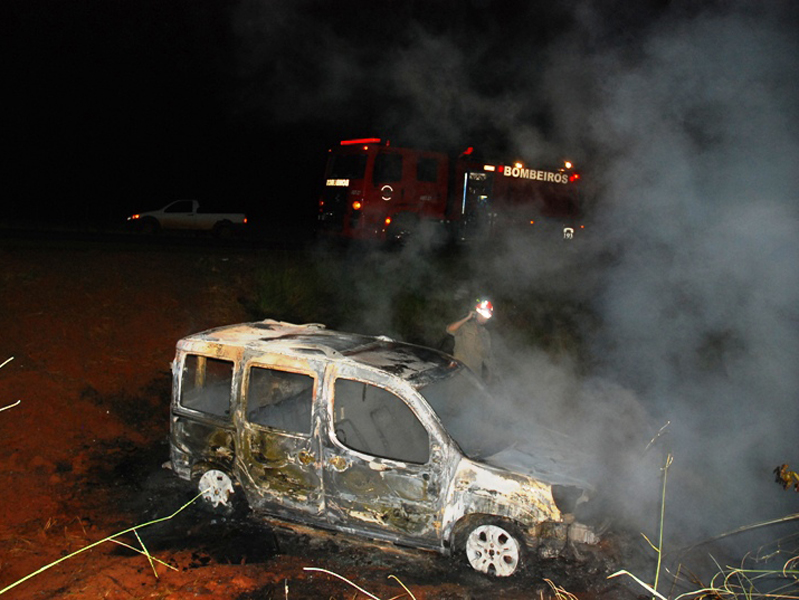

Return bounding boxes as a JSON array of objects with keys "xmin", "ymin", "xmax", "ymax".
[
  {"xmin": 231, "ymin": 0, "xmax": 565, "ymax": 154},
  {"xmin": 484, "ymin": 1, "xmax": 799, "ymax": 567},
  {"xmin": 480, "ymin": 6, "xmax": 799, "ymax": 576},
  {"xmin": 552, "ymin": 1, "xmax": 799, "ymax": 535}
]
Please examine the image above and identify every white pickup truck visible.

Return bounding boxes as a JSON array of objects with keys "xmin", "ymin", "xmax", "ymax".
[{"xmin": 127, "ymin": 200, "xmax": 247, "ymax": 236}]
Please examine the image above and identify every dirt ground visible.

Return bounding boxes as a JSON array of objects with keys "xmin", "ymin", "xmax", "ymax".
[{"xmin": 0, "ymin": 237, "xmax": 634, "ymax": 600}]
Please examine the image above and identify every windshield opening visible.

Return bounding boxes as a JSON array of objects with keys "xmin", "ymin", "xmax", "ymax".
[
  {"xmin": 329, "ymin": 153, "xmax": 367, "ymax": 180},
  {"xmin": 419, "ymin": 368, "xmax": 513, "ymax": 459}
]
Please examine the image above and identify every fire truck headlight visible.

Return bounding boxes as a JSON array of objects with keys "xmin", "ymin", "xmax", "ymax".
[{"xmin": 352, "ymin": 201, "xmax": 362, "ymax": 210}]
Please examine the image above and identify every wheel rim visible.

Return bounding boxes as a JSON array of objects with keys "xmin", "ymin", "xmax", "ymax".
[
  {"xmin": 198, "ymin": 469, "xmax": 234, "ymax": 508},
  {"xmin": 465, "ymin": 524, "xmax": 521, "ymax": 577}
]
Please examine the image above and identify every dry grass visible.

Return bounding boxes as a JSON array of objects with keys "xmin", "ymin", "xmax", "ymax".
[
  {"xmin": 0, "ymin": 357, "xmax": 21, "ymax": 413},
  {"xmin": 612, "ymin": 517, "xmax": 799, "ymax": 599},
  {"xmin": 0, "ymin": 494, "xmax": 201, "ymax": 596},
  {"xmin": 302, "ymin": 567, "xmax": 417, "ymax": 600},
  {"xmin": 610, "ymin": 451, "xmax": 799, "ymax": 600}
]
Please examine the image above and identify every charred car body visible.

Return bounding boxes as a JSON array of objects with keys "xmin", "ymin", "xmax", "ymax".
[{"xmin": 169, "ymin": 320, "xmax": 599, "ymax": 577}]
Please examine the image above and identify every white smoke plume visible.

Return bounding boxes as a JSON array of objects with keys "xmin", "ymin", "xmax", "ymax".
[
  {"xmin": 474, "ymin": 2, "xmax": 799, "ymax": 566},
  {"xmin": 553, "ymin": 0, "xmax": 799, "ymax": 527}
]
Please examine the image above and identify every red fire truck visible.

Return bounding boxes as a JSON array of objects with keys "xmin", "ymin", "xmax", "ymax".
[{"xmin": 317, "ymin": 138, "xmax": 584, "ymax": 242}]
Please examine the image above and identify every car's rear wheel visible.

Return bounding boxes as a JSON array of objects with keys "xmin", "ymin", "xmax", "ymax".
[
  {"xmin": 197, "ymin": 468, "xmax": 242, "ymax": 515},
  {"xmin": 213, "ymin": 221, "xmax": 233, "ymax": 238},
  {"xmin": 463, "ymin": 520, "xmax": 524, "ymax": 577}
]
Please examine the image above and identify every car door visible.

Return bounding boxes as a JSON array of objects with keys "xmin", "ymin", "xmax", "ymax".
[
  {"xmin": 236, "ymin": 360, "xmax": 324, "ymax": 519},
  {"xmin": 160, "ymin": 200, "xmax": 196, "ymax": 229},
  {"xmin": 321, "ymin": 368, "xmax": 448, "ymax": 546}
]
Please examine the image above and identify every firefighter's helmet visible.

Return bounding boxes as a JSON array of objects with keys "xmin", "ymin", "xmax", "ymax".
[{"xmin": 475, "ymin": 299, "xmax": 494, "ymax": 319}]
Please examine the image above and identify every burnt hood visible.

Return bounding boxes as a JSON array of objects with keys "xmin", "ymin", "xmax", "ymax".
[{"xmin": 481, "ymin": 425, "xmax": 596, "ymax": 490}]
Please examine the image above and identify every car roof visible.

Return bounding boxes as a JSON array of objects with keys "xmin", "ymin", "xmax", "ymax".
[{"xmin": 179, "ymin": 320, "xmax": 459, "ymax": 386}]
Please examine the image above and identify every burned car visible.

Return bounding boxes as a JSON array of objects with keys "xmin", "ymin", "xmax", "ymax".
[{"xmin": 169, "ymin": 320, "xmax": 599, "ymax": 577}]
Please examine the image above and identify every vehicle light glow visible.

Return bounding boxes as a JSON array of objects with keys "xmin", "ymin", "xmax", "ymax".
[
  {"xmin": 340, "ymin": 138, "xmax": 382, "ymax": 146},
  {"xmin": 327, "ymin": 179, "xmax": 350, "ymax": 187},
  {"xmin": 352, "ymin": 201, "xmax": 362, "ymax": 210},
  {"xmin": 385, "ymin": 216, "xmax": 391, "ymax": 226},
  {"xmin": 128, "ymin": 214, "xmax": 140, "ymax": 220}
]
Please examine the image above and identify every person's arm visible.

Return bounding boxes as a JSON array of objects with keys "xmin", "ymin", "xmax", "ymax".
[{"xmin": 446, "ymin": 311, "xmax": 474, "ymax": 334}]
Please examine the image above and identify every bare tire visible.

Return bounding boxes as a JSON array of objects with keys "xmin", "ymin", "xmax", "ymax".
[
  {"xmin": 197, "ymin": 469, "xmax": 238, "ymax": 513},
  {"xmin": 464, "ymin": 521, "xmax": 523, "ymax": 577}
]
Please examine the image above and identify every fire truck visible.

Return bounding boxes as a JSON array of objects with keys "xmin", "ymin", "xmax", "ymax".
[{"xmin": 317, "ymin": 138, "xmax": 584, "ymax": 243}]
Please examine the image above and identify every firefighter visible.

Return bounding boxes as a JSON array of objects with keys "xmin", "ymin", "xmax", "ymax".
[{"xmin": 446, "ymin": 299, "xmax": 496, "ymax": 382}]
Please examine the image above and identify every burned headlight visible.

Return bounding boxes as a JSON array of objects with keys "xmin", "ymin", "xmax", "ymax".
[{"xmin": 551, "ymin": 485, "xmax": 587, "ymax": 516}]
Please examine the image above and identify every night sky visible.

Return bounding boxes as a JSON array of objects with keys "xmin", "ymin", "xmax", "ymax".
[{"xmin": 5, "ymin": 0, "xmax": 673, "ymax": 229}]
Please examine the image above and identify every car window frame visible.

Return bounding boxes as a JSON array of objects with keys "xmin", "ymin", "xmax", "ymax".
[
  {"xmin": 325, "ymin": 366, "xmax": 444, "ymax": 466},
  {"xmin": 175, "ymin": 352, "xmax": 237, "ymax": 423},
  {"xmin": 242, "ymin": 361, "xmax": 319, "ymax": 438}
]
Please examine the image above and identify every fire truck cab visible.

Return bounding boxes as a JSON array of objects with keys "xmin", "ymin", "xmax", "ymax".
[
  {"xmin": 317, "ymin": 138, "xmax": 449, "ymax": 240},
  {"xmin": 317, "ymin": 138, "xmax": 583, "ymax": 243}
]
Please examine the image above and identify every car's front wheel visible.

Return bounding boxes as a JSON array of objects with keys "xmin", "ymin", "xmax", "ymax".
[
  {"xmin": 462, "ymin": 520, "xmax": 524, "ymax": 577},
  {"xmin": 139, "ymin": 217, "xmax": 160, "ymax": 235}
]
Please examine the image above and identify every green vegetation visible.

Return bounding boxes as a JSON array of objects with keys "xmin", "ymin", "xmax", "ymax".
[
  {"xmin": 611, "ymin": 455, "xmax": 799, "ymax": 600},
  {"xmin": 247, "ymin": 246, "xmax": 596, "ymax": 364},
  {"xmin": 250, "ymin": 251, "xmax": 339, "ymax": 325}
]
